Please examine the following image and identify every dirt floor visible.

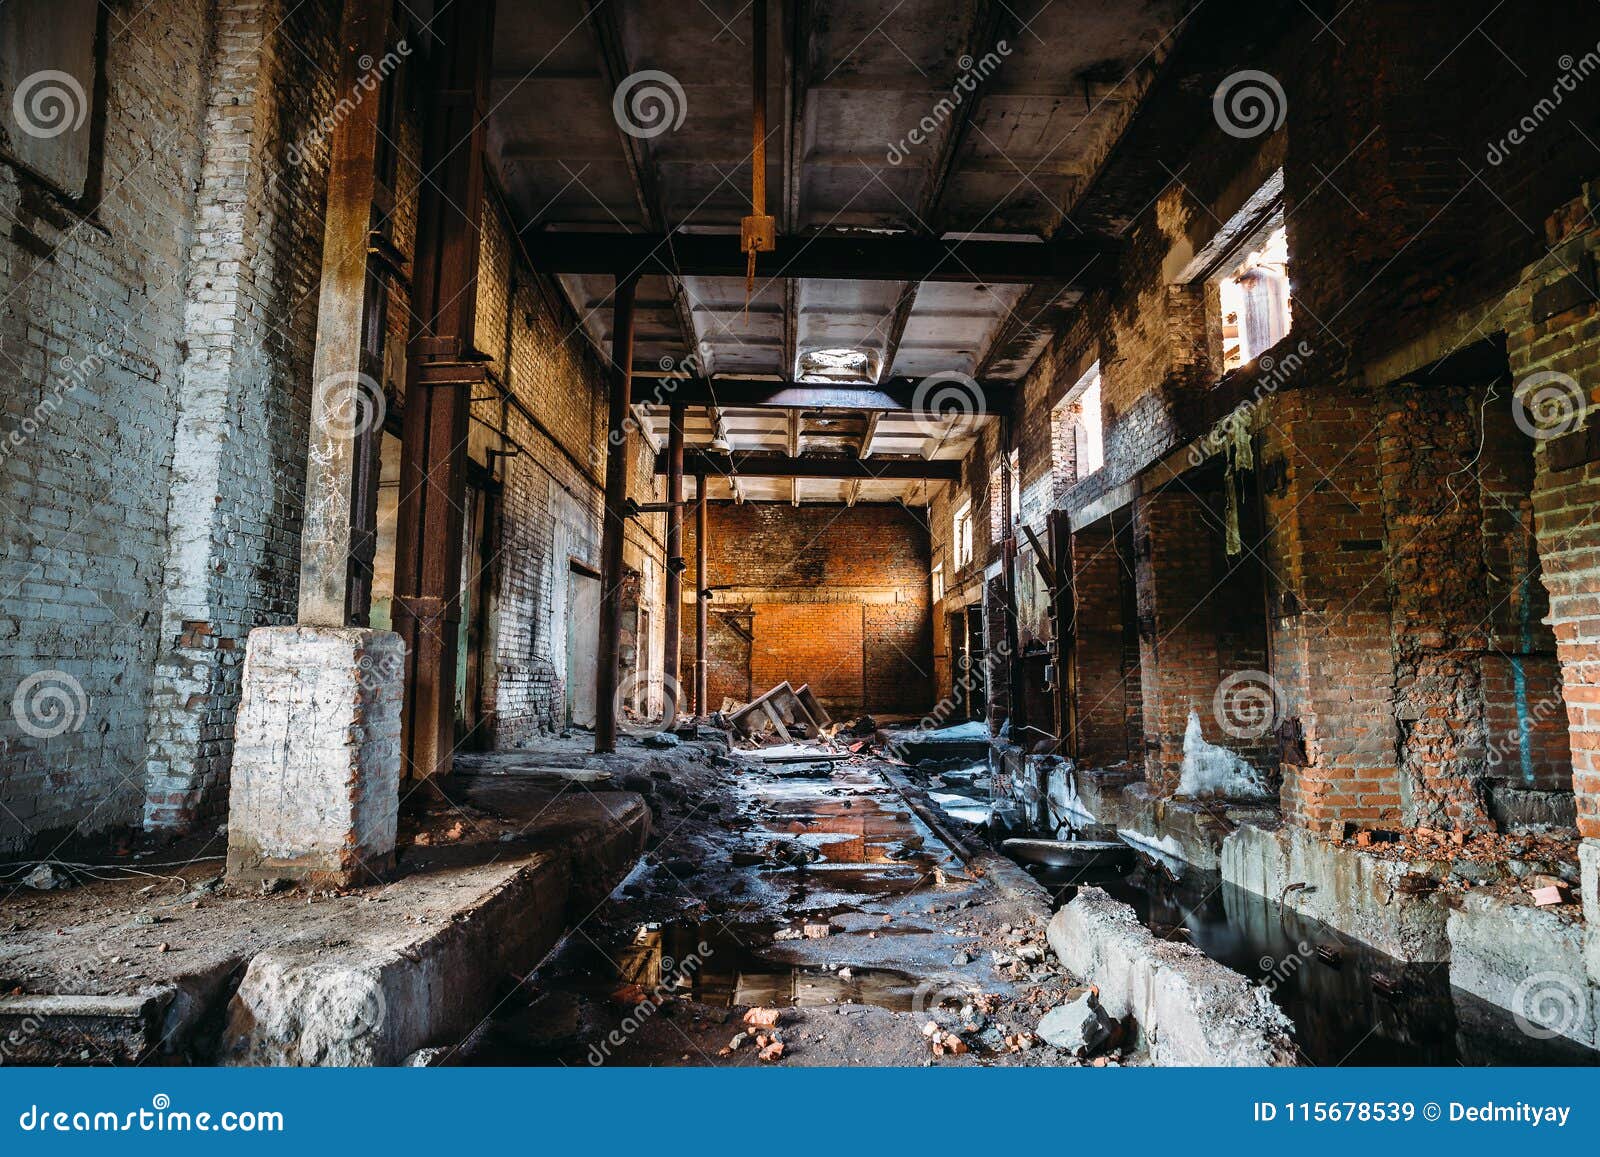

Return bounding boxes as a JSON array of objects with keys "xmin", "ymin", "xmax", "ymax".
[{"xmin": 448, "ymin": 738, "xmax": 1122, "ymax": 1068}]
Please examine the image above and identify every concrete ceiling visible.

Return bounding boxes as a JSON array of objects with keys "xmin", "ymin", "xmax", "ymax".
[{"xmin": 486, "ymin": 0, "xmax": 1186, "ymax": 500}]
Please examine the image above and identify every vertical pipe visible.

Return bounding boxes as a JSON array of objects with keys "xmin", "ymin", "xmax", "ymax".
[
  {"xmin": 662, "ymin": 404, "xmax": 685, "ymax": 718},
  {"xmin": 695, "ymin": 473, "xmax": 709, "ymax": 715},
  {"xmin": 594, "ymin": 276, "xmax": 639, "ymax": 754}
]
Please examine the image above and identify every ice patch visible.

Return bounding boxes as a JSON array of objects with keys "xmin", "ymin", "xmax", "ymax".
[{"xmin": 1176, "ymin": 709, "xmax": 1271, "ymax": 800}]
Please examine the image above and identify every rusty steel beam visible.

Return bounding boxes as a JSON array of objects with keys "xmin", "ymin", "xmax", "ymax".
[
  {"xmin": 633, "ymin": 375, "xmax": 1007, "ymax": 415},
  {"xmin": 522, "ymin": 230, "xmax": 1121, "ymax": 286},
  {"xmin": 657, "ymin": 450, "xmax": 961, "ymax": 481},
  {"xmin": 695, "ymin": 473, "xmax": 708, "ymax": 715},
  {"xmin": 662, "ymin": 403, "xmax": 685, "ymax": 717},
  {"xmin": 392, "ymin": 0, "xmax": 495, "ymax": 783},
  {"xmin": 594, "ymin": 276, "xmax": 639, "ymax": 754}
]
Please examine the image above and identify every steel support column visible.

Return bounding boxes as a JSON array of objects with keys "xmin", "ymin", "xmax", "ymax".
[
  {"xmin": 662, "ymin": 403, "xmax": 685, "ymax": 717},
  {"xmin": 594, "ymin": 275, "xmax": 639, "ymax": 754},
  {"xmin": 392, "ymin": 0, "xmax": 495, "ymax": 783},
  {"xmin": 695, "ymin": 473, "xmax": 708, "ymax": 714}
]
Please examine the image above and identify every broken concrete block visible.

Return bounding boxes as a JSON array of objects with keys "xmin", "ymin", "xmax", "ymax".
[
  {"xmin": 1037, "ymin": 987, "xmax": 1113, "ymax": 1055},
  {"xmin": 226, "ymin": 626, "xmax": 404, "ymax": 888}
]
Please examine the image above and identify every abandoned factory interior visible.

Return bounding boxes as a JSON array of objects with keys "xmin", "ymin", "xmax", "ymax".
[{"xmin": 6, "ymin": 0, "xmax": 1600, "ymax": 1072}]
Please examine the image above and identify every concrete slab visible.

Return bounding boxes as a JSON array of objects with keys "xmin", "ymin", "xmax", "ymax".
[
  {"xmin": 0, "ymin": 991, "xmax": 173, "ymax": 1065},
  {"xmin": 1048, "ymin": 887, "xmax": 1298, "ymax": 1066},
  {"xmin": 1221, "ymin": 823, "xmax": 1451, "ymax": 962},
  {"xmin": 1447, "ymin": 891, "xmax": 1600, "ymax": 1049},
  {"xmin": 1, "ymin": 785, "xmax": 650, "ymax": 1065}
]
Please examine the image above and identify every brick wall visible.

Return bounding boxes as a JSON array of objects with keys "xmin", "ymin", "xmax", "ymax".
[
  {"xmin": 469, "ymin": 201, "xmax": 665, "ymax": 742},
  {"xmin": 144, "ymin": 0, "xmax": 339, "ymax": 833},
  {"xmin": 682, "ymin": 503, "xmax": 932, "ymax": 716},
  {"xmin": 1512, "ymin": 185, "xmax": 1600, "ymax": 843},
  {"xmin": 0, "ymin": 0, "xmax": 338, "ymax": 850}
]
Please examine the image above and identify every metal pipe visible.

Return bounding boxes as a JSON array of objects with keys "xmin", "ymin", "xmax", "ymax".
[{"xmin": 594, "ymin": 275, "xmax": 639, "ymax": 754}]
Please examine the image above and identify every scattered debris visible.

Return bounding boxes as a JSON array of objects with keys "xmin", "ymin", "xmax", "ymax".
[{"xmin": 21, "ymin": 864, "xmax": 68, "ymax": 891}]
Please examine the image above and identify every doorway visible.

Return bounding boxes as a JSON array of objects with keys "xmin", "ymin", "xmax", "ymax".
[{"xmin": 567, "ymin": 562, "xmax": 602, "ymax": 729}]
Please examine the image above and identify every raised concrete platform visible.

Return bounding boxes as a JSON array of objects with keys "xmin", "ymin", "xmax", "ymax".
[
  {"xmin": 0, "ymin": 765, "xmax": 654, "ymax": 1065},
  {"xmin": 1048, "ymin": 886, "xmax": 1298, "ymax": 1066}
]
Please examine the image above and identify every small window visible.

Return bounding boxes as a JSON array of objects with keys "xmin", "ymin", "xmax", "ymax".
[
  {"xmin": 1215, "ymin": 221, "xmax": 1291, "ymax": 371},
  {"xmin": 954, "ymin": 501, "xmax": 974, "ymax": 568},
  {"xmin": 931, "ymin": 563, "xmax": 945, "ymax": 604},
  {"xmin": 1052, "ymin": 363, "xmax": 1104, "ymax": 497}
]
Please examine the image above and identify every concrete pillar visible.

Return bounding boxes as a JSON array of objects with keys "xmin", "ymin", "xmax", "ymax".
[
  {"xmin": 226, "ymin": 627, "xmax": 403, "ymax": 886},
  {"xmin": 225, "ymin": 0, "xmax": 405, "ymax": 884}
]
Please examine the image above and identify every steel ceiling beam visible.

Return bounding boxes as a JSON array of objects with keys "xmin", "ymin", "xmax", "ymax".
[
  {"xmin": 637, "ymin": 375, "xmax": 1007, "ymax": 415},
  {"xmin": 524, "ymin": 230, "xmax": 1121, "ymax": 286},
  {"xmin": 657, "ymin": 450, "xmax": 961, "ymax": 481}
]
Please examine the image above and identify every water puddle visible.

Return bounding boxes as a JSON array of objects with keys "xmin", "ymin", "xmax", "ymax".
[{"xmin": 461, "ymin": 761, "xmax": 971, "ymax": 1064}]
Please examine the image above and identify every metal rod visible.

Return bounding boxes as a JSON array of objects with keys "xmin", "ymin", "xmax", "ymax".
[
  {"xmin": 751, "ymin": 0, "xmax": 767, "ymax": 219},
  {"xmin": 594, "ymin": 275, "xmax": 639, "ymax": 754},
  {"xmin": 663, "ymin": 403, "xmax": 685, "ymax": 718}
]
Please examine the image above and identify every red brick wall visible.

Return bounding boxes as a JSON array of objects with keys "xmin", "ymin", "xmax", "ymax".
[
  {"xmin": 1072, "ymin": 520, "xmax": 1136, "ymax": 767},
  {"xmin": 1514, "ymin": 186, "xmax": 1600, "ymax": 842},
  {"xmin": 751, "ymin": 604, "xmax": 864, "ymax": 709},
  {"xmin": 682, "ymin": 503, "xmax": 933, "ymax": 716}
]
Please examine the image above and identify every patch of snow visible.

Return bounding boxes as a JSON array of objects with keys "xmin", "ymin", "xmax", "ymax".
[{"xmin": 1176, "ymin": 709, "xmax": 1271, "ymax": 800}]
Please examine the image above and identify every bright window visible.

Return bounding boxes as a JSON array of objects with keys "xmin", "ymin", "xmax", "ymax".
[
  {"xmin": 931, "ymin": 563, "xmax": 945, "ymax": 604},
  {"xmin": 954, "ymin": 501, "xmax": 973, "ymax": 568},
  {"xmin": 1052, "ymin": 362, "xmax": 1104, "ymax": 495},
  {"xmin": 1216, "ymin": 222, "xmax": 1291, "ymax": 371}
]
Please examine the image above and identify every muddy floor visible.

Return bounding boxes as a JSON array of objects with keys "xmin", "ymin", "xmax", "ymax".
[{"xmin": 450, "ymin": 744, "xmax": 1121, "ymax": 1067}]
